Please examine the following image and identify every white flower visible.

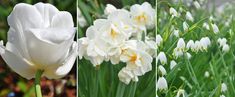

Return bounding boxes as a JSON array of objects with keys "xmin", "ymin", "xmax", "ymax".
[
  {"xmin": 104, "ymin": 4, "xmax": 117, "ymax": 15},
  {"xmin": 186, "ymin": 11, "xmax": 194, "ymax": 22},
  {"xmin": 145, "ymin": 39, "xmax": 157, "ymax": 57},
  {"xmin": 183, "ymin": 21, "xmax": 189, "ymax": 31},
  {"xmin": 212, "ymin": 23, "xmax": 219, "ymax": 34},
  {"xmin": 218, "ymin": 38, "xmax": 227, "ymax": 47},
  {"xmin": 193, "ymin": 1, "xmax": 201, "ymax": 9},
  {"xmin": 173, "ymin": 48, "xmax": 184, "ymax": 58},
  {"xmin": 170, "ymin": 60, "xmax": 177, "ymax": 70},
  {"xmin": 177, "ymin": 38, "xmax": 186, "ymax": 50},
  {"xmin": 157, "ymin": 77, "xmax": 168, "ymax": 90},
  {"xmin": 118, "ymin": 67, "xmax": 138, "ymax": 84},
  {"xmin": 204, "ymin": 71, "xmax": 210, "ymax": 78},
  {"xmin": 130, "ymin": 2, "xmax": 155, "ymax": 29},
  {"xmin": 176, "ymin": 89, "xmax": 186, "ymax": 97},
  {"xmin": 221, "ymin": 83, "xmax": 227, "ymax": 92},
  {"xmin": 220, "ymin": 95, "xmax": 225, "ymax": 97},
  {"xmin": 0, "ymin": 3, "xmax": 78, "ymax": 79},
  {"xmin": 203, "ymin": 22, "xmax": 210, "ymax": 30},
  {"xmin": 186, "ymin": 52, "xmax": 192, "ymax": 59},
  {"xmin": 186, "ymin": 40, "xmax": 195, "ymax": 50},
  {"xmin": 222, "ymin": 44, "xmax": 230, "ymax": 53},
  {"xmin": 169, "ymin": 7, "xmax": 178, "ymax": 17},
  {"xmin": 159, "ymin": 65, "xmax": 166, "ymax": 76},
  {"xmin": 194, "ymin": 40, "xmax": 202, "ymax": 52},
  {"xmin": 157, "ymin": 52, "xmax": 167, "ymax": 65},
  {"xmin": 173, "ymin": 29, "xmax": 179, "ymax": 37},
  {"xmin": 156, "ymin": 35, "xmax": 163, "ymax": 46},
  {"xmin": 200, "ymin": 37, "xmax": 211, "ymax": 50},
  {"xmin": 77, "ymin": 7, "xmax": 87, "ymax": 27}
]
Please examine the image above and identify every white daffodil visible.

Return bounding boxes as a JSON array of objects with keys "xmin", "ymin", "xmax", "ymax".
[
  {"xmin": 183, "ymin": 21, "xmax": 189, "ymax": 31},
  {"xmin": 169, "ymin": 7, "xmax": 178, "ymax": 17},
  {"xmin": 222, "ymin": 44, "xmax": 230, "ymax": 53},
  {"xmin": 221, "ymin": 83, "xmax": 227, "ymax": 92},
  {"xmin": 157, "ymin": 77, "xmax": 168, "ymax": 91},
  {"xmin": 130, "ymin": 2, "xmax": 155, "ymax": 29},
  {"xmin": 157, "ymin": 52, "xmax": 167, "ymax": 65},
  {"xmin": 170, "ymin": 60, "xmax": 177, "ymax": 70},
  {"xmin": 104, "ymin": 4, "xmax": 117, "ymax": 15},
  {"xmin": 118, "ymin": 67, "xmax": 138, "ymax": 84},
  {"xmin": 77, "ymin": 7, "xmax": 87, "ymax": 27},
  {"xmin": 186, "ymin": 11, "xmax": 194, "ymax": 22},
  {"xmin": 0, "ymin": 3, "xmax": 78, "ymax": 79},
  {"xmin": 212, "ymin": 23, "xmax": 219, "ymax": 34},
  {"xmin": 193, "ymin": 1, "xmax": 201, "ymax": 9},
  {"xmin": 158, "ymin": 65, "xmax": 166, "ymax": 76},
  {"xmin": 203, "ymin": 22, "xmax": 210, "ymax": 30}
]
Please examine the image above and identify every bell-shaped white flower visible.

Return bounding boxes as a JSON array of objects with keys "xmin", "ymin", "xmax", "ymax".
[
  {"xmin": 203, "ymin": 22, "xmax": 210, "ymax": 30},
  {"xmin": 170, "ymin": 60, "xmax": 177, "ymax": 70},
  {"xmin": 157, "ymin": 77, "xmax": 168, "ymax": 91},
  {"xmin": 156, "ymin": 35, "xmax": 163, "ymax": 46},
  {"xmin": 204, "ymin": 71, "xmax": 210, "ymax": 78},
  {"xmin": 193, "ymin": 1, "xmax": 201, "ymax": 9},
  {"xmin": 0, "ymin": 3, "xmax": 78, "ymax": 79},
  {"xmin": 177, "ymin": 38, "xmax": 186, "ymax": 50},
  {"xmin": 186, "ymin": 52, "xmax": 192, "ymax": 59},
  {"xmin": 77, "ymin": 7, "xmax": 87, "ymax": 27},
  {"xmin": 186, "ymin": 11, "xmax": 194, "ymax": 22},
  {"xmin": 183, "ymin": 21, "xmax": 189, "ymax": 31},
  {"xmin": 222, "ymin": 44, "xmax": 230, "ymax": 53},
  {"xmin": 176, "ymin": 89, "xmax": 186, "ymax": 97},
  {"xmin": 194, "ymin": 40, "xmax": 202, "ymax": 52},
  {"xmin": 104, "ymin": 4, "xmax": 117, "ymax": 15},
  {"xmin": 212, "ymin": 23, "xmax": 219, "ymax": 34},
  {"xmin": 158, "ymin": 65, "xmax": 166, "ymax": 76},
  {"xmin": 130, "ymin": 2, "xmax": 155, "ymax": 29},
  {"xmin": 173, "ymin": 48, "xmax": 184, "ymax": 58},
  {"xmin": 200, "ymin": 37, "xmax": 211, "ymax": 50},
  {"xmin": 186, "ymin": 40, "xmax": 195, "ymax": 50},
  {"xmin": 169, "ymin": 7, "xmax": 178, "ymax": 17},
  {"xmin": 173, "ymin": 29, "xmax": 180, "ymax": 37},
  {"xmin": 218, "ymin": 38, "xmax": 227, "ymax": 47},
  {"xmin": 157, "ymin": 52, "xmax": 167, "ymax": 65},
  {"xmin": 221, "ymin": 83, "xmax": 227, "ymax": 92}
]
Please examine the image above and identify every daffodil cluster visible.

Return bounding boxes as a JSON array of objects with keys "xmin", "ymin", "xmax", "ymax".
[{"xmin": 78, "ymin": 2, "xmax": 156, "ymax": 84}]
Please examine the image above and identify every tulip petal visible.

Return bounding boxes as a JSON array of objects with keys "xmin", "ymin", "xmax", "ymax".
[
  {"xmin": 26, "ymin": 28, "xmax": 75, "ymax": 66},
  {"xmin": 51, "ymin": 11, "xmax": 74, "ymax": 28},
  {"xmin": 1, "ymin": 44, "xmax": 36, "ymax": 79},
  {"xmin": 34, "ymin": 2, "xmax": 59, "ymax": 27},
  {"xmin": 44, "ymin": 42, "xmax": 78, "ymax": 79}
]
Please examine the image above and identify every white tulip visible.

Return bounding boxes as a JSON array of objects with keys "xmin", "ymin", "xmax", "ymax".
[
  {"xmin": 170, "ymin": 60, "xmax": 177, "ymax": 70},
  {"xmin": 193, "ymin": 1, "xmax": 201, "ymax": 9},
  {"xmin": 104, "ymin": 4, "xmax": 117, "ymax": 15},
  {"xmin": 157, "ymin": 77, "xmax": 168, "ymax": 90},
  {"xmin": 157, "ymin": 52, "xmax": 167, "ymax": 65},
  {"xmin": 212, "ymin": 23, "xmax": 219, "ymax": 34},
  {"xmin": 169, "ymin": 7, "xmax": 178, "ymax": 17},
  {"xmin": 0, "ymin": 3, "xmax": 78, "ymax": 79},
  {"xmin": 221, "ymin": 83, "xmax": 227, "ymax": 92},
  {"xmin": 77, "ymin": 7, "xmax": 87, "ymax": 27},
  {"xmin": 158, "ymin": 65, "xmax": 166, "ymax": 76},
  {"xmin": 222, "ymin": 44, "xmax": 230, "ymax": 53},
  {"xmin": 130, "ymin": 2, "xmax": 155, "ymax": 29},
  {"xmin": 183, "ymin": 21, "xmax": 189, "ymax": 31},
  {"xmin": 186, "ymin": 11, "xmax": 194, "ymax": 22}
]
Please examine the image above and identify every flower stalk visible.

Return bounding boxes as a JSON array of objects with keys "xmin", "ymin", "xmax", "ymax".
[{"xmin": 35, "ymin": 70, "xmax": 44, "ymax": 97}]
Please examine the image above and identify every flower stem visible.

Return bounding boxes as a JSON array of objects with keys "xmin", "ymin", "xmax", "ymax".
[{"xmin": 35, "ymin": 70, "xmax": 44, "ymax": 97}]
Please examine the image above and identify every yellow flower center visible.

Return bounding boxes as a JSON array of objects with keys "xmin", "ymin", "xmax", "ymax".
[
  {"xmin": 134, "ymin": 13, "xmax": 147, "ymax": 24},
  {"xmin": 110, "ymin": 29, "xmax": 117, "ymax": 39},
  {"xmin": 130, "ymin": 54, "xmax": 138, "ymax": 63}
]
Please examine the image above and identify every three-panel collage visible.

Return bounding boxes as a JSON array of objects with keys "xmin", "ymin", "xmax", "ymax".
[{"xmin": 0, "ymin": 0, "xmax": 234, "ymax": 97}]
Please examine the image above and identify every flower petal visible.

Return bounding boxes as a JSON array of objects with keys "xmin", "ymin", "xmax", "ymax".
[{"xmin": 51, "ymin": 11, "xmax": 74, "ymax": 28}]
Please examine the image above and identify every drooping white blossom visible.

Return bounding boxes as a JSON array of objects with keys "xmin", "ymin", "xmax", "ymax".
[
  {"xmin": 157, "ymin": 52, "xmax": 167, "ymax": 65},
  {"xmin": 157, "ymin": 77, "xmax": 168, "ymax": 90}
]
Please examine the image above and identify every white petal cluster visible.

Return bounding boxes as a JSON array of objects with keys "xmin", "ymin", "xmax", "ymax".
[
  {"xmin": 186, "ymin": 37, "xmax": 211, "ymax": 52},
  {"xmin": 78, "ymin": 2, "xmax": 155, "ymax": 84},
  {"xmin": 218, "ymin": 38, "xmax": 230, "ymax": 53}
]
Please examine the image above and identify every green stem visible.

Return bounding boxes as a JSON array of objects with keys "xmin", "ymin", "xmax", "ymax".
[{"xmin": 35, "ymin": 70, "xmax": 44, "ymax": 97}]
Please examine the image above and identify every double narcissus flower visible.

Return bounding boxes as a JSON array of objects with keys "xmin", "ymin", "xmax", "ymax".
[
  {"xmin": 0, "ymin": 3, "xmax": 78, "ymax": 79},
  {"xmin": 78, "ymin": 2, "xmax": 155, "ymax": 84}
]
